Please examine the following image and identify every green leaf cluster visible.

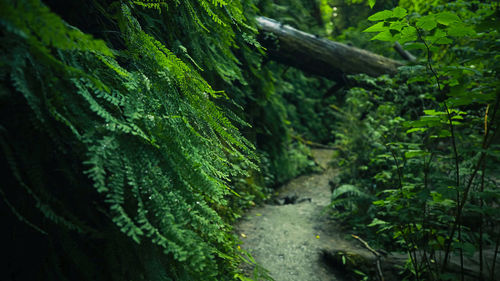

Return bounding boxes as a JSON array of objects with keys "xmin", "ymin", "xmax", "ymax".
[
  {"xmin": 0, "ymin": 0, "xmax": 277, "ymax": 280},
  {"xmin": 332, "ymin": 1, "xmax": 500, "ymax": 279}
]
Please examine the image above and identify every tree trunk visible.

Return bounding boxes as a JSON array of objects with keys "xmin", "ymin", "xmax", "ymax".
[{"xmin": 256, "ymin": 16, "xmax": 403, "ymax": 81}]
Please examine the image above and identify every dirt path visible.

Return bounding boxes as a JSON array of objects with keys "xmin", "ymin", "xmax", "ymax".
[{"xmin": 236, "ymin": 149, "xmax": 356, "ymax": 281}]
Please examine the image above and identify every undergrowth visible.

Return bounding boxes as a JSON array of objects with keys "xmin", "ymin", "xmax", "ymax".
[{"xmin": 329, "ymin": 1, "xmax": 500, "ymax": 280}]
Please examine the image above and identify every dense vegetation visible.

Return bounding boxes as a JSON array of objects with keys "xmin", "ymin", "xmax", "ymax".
[
  {"xmin": 1, "ymin": 0, "xmax": 498, "ymax": 280},
  {"xmin": 0, "ymin": 0, "xmax": 298, "ymax": 280},
  {"xmin": 329, "ymin": 1, "xmax": 500, "ymax": 280}
]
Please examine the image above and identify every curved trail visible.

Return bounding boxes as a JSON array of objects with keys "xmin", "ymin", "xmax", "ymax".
[{"xmin": 236, "ymin": 149, "xmax": 355, "ymax": 281}]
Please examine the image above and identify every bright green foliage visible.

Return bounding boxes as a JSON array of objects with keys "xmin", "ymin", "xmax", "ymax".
[
  {"xmin": 0, "ymin": 0, "xmax": 278, "ymax": 280},
  {"xmin": 329, "ymin": 70, "xmax": 428, "ymax": 227},
  {"xmin": 333, "ymin": 1, "xmax": 500, "ymax": 280}
]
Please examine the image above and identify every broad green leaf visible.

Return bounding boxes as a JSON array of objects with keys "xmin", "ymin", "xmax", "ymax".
[
  {"xmin": 368, "ymin": 0, "xmax": 376, "ymax": 9},
  {"xmin": 456, "ymin": 66, "xmax": 481, "ymax": 76},
  {"xmin": 436, "ymin": 12, "xmax": 460, "ymax": 26},
  {"xmin": 235, "ymin": 274, "xmax": 254, "ymax": 281},
  {"xmin": 423, "ymin": 109, "xmax": 446, "ymax": 115},
  {"xmin": 364, "ymin": 22, "xmax": 386, "ymax": 33},
  {"xmin": 420, "ymin": 116, "xmax": 442, "ymax": 126},
  {"xmin": 405, "ymin": 150, "xmax": 430, "ymax": 158},
  {"xmin": 440, "ymin": 198, "xmax": 455, "ymax": 207},
  {"xmin": 430, "ymin": 129, "xmax": 451, "ymax": 138},
  {"xmin": 444, "ymin": 78, "xmax": 459, "ymax": 87},
  {"xmin": 428, "ymin": 29, "xmax": 451, "ymax": 45},
  {"xmin": 393, "ymin": 7, "xmax": 407, "ymax": 19},
  {"xmin": 448, "ymin": 109, "xmax": 466, "ymax": 115},
  {"xmin": 447, "ymin": 24, "xmax": 475, "ymax": 37},
  {"xmin": 406, "ymin": 127, "xmax": 427, "ymax": 133},
  {"xmin": 434, "ymin": 37, "xmax": 452, "ymax": 44},
  {"xmin": 371, "ymin": 30, "xmax": 393, "ymax": 41},
  {"xmin": 404, "ymin": 42, "xmax": 426, "ymax": 51},
  {"xmin": 408, "ymin": 75, "xmax": 427, "ymax": 84},
  {"xmin": 368, "ymin": 218, "xmax": 388, "ymax": 227},
  {"xmin": 368, "ymin": 10, "xmax": 393, "ymax": 21},
  {"xmin": 447, "ymin": 97, "xmax": 474, "ymax": 107},
  {"xmin": 389, "ymin": 21, "xmax": 406, "ymax": 31},
  {"xmin": 399, "ymin": 26, "xmax": 417, "ymax": 43},
  {"xmin": 378, "ymin": 154, "xmax": 393, "ymax": 159},
  {"xmin": 416, "ymin": 15, "xmax": 437, "ymax": 31},
  {"xmin": 353, "ymin": 269, "xmax": 367, "ymax": 276},
  {"xmin": 428, "ymin": 45, "xmax": 440, "ymax": 53},
  {"xmin": 403, "ymin": 120, "xmax": 419, "ymax": 127}
]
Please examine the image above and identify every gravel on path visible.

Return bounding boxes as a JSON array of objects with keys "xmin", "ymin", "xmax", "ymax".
[{"xmin": 236, "ymin": 149, "xmax": 355, "ymax": 281}]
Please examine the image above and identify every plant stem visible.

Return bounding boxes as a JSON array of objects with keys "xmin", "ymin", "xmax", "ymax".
[
  {"xmin": 480, "ymin": 111, "xmax": 487, "ymax": 280},
  {"xmin": 491, "ymin": 230, "xmax": 500, "ymax": 281},
  {"xmin": 421, "ymin": 157, "xmax": 436, "ymax": 280},
  {"xmin": 458, "ymin": 221, "xmax": 464, "ymax": 281},
  {"xmin": 416, "ymin": 27, "xmax": 463, "ymax": 273},
  {"xmin": 386, "ymin": 142, "xmax": 403, "ymax": 190},
  {"xmin": 479, "ymin": 167, "xmax": 484, "ymax": 280},
  {"xmin": 443, "ymin": 94, "xmax": 500, "ymax": 269},
  {"xmin": 400, "ymin": 225, "xmax": 420, "ymax": 281}
]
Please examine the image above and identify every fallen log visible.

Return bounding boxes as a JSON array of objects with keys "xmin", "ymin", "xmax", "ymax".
[
  {"xmin": 393, "ymin": 41, "xmax": 417, "ymax": 62},
  {"xmin": 321, "ymin": 245, "xmax": 500, "ymax": 281},
  {"xmin": 256, "ymin": 16, "xmax": 403, "ymax": 81}
]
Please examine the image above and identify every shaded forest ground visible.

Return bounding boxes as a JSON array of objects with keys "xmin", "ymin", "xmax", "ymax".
[
  {"xmin": 236, "ymin": 148, "xmax": 500, "ymax": 281},
  {"xmin": 236, "ymin": 149, "xmax": 364, "ymax": 281}
]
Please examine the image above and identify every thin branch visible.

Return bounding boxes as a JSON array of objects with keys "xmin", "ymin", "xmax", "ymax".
[
  {"xmin": 492, "ymin": 230, "xmax": 500, "ymax": 281},
  {"xmin": 414, "ymin": 27, "xmax": 463, "ymax": 273},
  {"xmin": 351, "ymin": 234, "xmax": 385, "ymax": 281},
  {"xmin": 443, "ymin": 94, "xmax": 500, "ymax": 269}
]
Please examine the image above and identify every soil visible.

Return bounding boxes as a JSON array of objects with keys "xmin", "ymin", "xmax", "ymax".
[{"xmin": 236, "ymin": 149, "xmax": 361, "ymax": 281}]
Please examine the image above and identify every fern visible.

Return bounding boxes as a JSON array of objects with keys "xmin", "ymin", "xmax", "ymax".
[
  {"xmin": 131, "ymin": 0, "xmax": 169, "ymax": 11},
  {"xmin": 0, "ymin": 0, "xmax": 278, "ymax": 280},
  {"xmin": 329, "ymin": 184, "xmax": 375, "ymax": 215},
  {"xmin": 0, "ymin": 0, "xmax": 113, "ymax": 56},
  {"xmin": 197, "ymin": 0, "xmax": 226, "ymax": 26}
]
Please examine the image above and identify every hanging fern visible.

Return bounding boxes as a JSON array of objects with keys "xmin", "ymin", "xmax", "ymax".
[{"xmin": 0, "ymin": 0, "xmax": 271, "ymax": 280}]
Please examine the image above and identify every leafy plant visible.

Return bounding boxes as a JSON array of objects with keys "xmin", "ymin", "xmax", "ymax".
[
  {"xmin": 0, "ymin": 0, "xmax": 287, "ymax": 280},
  {"xmin": 329, "ymin": 184, "xmax": 375, "ymax": 219},
  {"xmin": 334, "ymin": 1, "xmax": 500, "ymax": 280}
]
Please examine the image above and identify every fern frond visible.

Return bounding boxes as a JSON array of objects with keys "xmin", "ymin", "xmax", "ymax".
[
  {"xmin": 0, "ymin": 0, "xmax": 263, "ymax": 279},
  {"xmin": 131, "ymin": 0, "xmax": 169, "ymax": 11},
  {"xmin": 197, "ymin": 0, "xmax": 226, "ymax": 26},
  {"xmin": 0, "ymin": 0, "xmax": 113, "ymax": 56},
  {"xmin": 330, "ymin": 184, "xmax": 374, "ymax": 214}
]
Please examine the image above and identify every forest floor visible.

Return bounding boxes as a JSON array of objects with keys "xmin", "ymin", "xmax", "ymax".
[{"xmin": 236, "ymin": 149, "xmax": 364, "ymax": 281}]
